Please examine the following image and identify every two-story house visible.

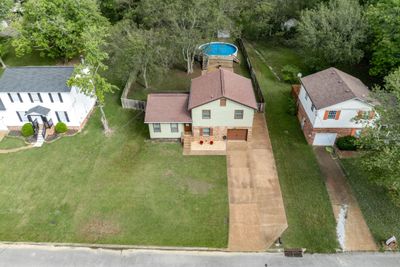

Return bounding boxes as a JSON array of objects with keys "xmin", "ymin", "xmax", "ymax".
[
  {"xmin": 0, "ymin": 66, "xmax": 96, "ymax": 134},
  {"xmin": 297, "ymin": 67, "xmax": 375, "ymax": 146},
  {"xmin": 144, "ymin": 68, "xmax": 258, "ymax": 146}
]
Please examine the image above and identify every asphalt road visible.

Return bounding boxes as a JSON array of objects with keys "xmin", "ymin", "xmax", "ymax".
[{"xmin": 0, "ymin": 245, "xmax": 399, "ymax": 267}]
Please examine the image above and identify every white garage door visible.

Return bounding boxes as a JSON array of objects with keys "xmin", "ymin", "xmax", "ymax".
[{"xmin": 313, "ymin": 133, "xmax": 337, "ymax": 146}]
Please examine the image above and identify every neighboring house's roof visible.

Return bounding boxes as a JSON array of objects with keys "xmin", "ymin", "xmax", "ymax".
[
  {"xmin": 0, "ymin": 98, "xmax": 5, "ymax": 111},
  {"xmin": 188, "ymin": 68, "xmax": 258, "ymax": 110},
  {"xmin": 26, "ymin": 105, "xmax": 50, "ymax": 116},
  {"xmin": 144, "ymin": 93, "xmax": 192, "ymax": 123},
  {"xmin": 0, "ymin": 66, "xmax": 74, "ymax": 93},
  {"xmin": 300, "ymin": 67, "xmax": 373, "ymax": 110}
]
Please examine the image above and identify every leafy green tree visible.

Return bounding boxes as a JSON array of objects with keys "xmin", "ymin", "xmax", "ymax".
[
  {"xmin": 12, "ymin": 0, "xmax": 108, "ymax": 61},
  {"xmin": 68, "ymin": 25, "xmax": 118, "ymax": 135},
  {"xmin": 108, "ymin": 21, "xmax": 170, "ymax": 89},
  {"xmin": 366, "ymin": 0, "xmax": 400, "ymax": 77},
  {"xmin": 359, "ymin": 67, "xmax": 400, "ymax": 206},
  {"xmin": 0, "ymin": 0, "xmax": 13, "ymax": 22},
  {"xmin": 297, "ymin": 0, "xmax": 366, "ymax": 70}
]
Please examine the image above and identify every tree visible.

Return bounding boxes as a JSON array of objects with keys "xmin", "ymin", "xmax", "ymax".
[
  {"xmin": 108, "ymin": 21, "xmax": 170, "ymax": 89},
  {"xmin": 366, "ymin": 0, "xmax": 400, "ymax": 77},
  {"xmin": 68, "ymin": 25, "xmax": 118, "ymax": 135},
  {"xmin": 0, "ymin": 0, "xmax": 14, "ymax": 69},
  {"xmin": 12, "ymin": 0, "xmax": 108, "ymax": 61},
  {"xmin": 359, "ymin": 67, "xmax": 400, "ymax": 206},
  {"xmin": 297, "ymin": 0, "xmax": 367, "ymax": 70}
]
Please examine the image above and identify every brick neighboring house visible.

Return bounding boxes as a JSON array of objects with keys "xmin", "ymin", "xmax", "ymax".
[
  {"xmin": 144, "ymin": 68, "xmax": 258, "ymax": 145},
  {"xmin": 296, "ymin": 67, "xmax": 376, "ymax": 146}
]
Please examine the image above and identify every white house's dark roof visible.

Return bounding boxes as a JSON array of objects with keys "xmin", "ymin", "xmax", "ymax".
[
  {"xmin": 0, "ymin": 66, "xmax": 74, "ymax": 93},
  {"xmin": 0, "ymin": 98, "xmax": 5, "ymax": 111},
  {"xmin": 300, "ymin": 67, "xmax": 372, "ymax": 109},
  {"xmin": 26, "ymin": 105, "xmax": 50, "ymax": 116}
]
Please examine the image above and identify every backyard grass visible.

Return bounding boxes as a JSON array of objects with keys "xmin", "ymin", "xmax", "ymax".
[
  {"xmin": 244, "ymin": 40, "xmax": 338, "ymax": 252},
  {"xmin": 0, "ymin": 95, "xmax": 229, "ymax": 247},
  {"xmin": 341, "ymin": 158, "xmax": 400, "ymax": 247},
  {"xmin": 0, "ymin": 136, "xmax": 26, "ymax": 149}
]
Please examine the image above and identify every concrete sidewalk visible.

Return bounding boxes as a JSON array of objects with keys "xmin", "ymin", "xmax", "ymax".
[
  {"xmin": 314, "ymin": 147, "xmax": 377, "ymax": 251},
  {"xmin": 0, "ymin": 244, "xmax": 399, "ymax": 267},
  {"xmin": 226, "ymin": 113, "xmax": 287, "ymax": 251}
]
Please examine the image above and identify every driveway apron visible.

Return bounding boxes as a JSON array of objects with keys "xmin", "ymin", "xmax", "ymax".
[{"xmin": 226, "ymin": 113, "xmax": 287, "ymax": 251}]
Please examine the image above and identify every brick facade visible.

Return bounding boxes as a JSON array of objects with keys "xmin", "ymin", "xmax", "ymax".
[
  {"xmin": 297, "ymin": 101, "xmax": 357, "ymax": 145},
  {"xmin": 192, "ymin": 126, "xmax": 252, "ymax": 142}
]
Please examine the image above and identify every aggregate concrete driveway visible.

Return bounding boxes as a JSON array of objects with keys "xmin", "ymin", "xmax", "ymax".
[{"xmin": 226, "ymin": 113, "xmax": 287, "ymax": 251}]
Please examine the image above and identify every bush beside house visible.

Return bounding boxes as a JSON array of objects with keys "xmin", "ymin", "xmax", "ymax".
[
  {"xmin": 55, "ymin": 122, "xmax": 68, "ymax": 134},
  {"xmin": 21, "ymin": 123, "xmax": 34, "ymax": 137},
  {"xmin": 336, "ymin": 136, "xmax": 358, "ymax": 151}
]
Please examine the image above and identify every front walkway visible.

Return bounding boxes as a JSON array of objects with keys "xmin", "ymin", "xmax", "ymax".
[
  {"xmin": 226, "ymin": 113, "xmax": 287, "ymax": 251},
  {"xmin": 314, "ymin": 147, "xmax": 377, "ymax": 251}
]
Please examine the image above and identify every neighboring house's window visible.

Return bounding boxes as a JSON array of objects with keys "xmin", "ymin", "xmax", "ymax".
[
  {"xmin": 28, "ymin": 93, "xmax": 43, "ymax": 103},
  {"xmin": 58, "ymin": 93, "xmax": 64, "ymax": 103},
  {"xmin": 234, "ymin": 110, "xmax": 244, "ymax": 119},
  {"xmin": 202, "ymin": 110, "xmax": 211, "ymax": 119},
  {"xmin": 311, "ymin": 105, "xmax": 315, "ymax": 112},
  {"xmin": 16, "ymin": 111, "xmax": 28, "ymax": 122},
  {"xmin": 202, "ymin": 128, "xmax": 211, "ymax": 136},
  {"xmin": 49, "ymin": 93, "xmax": 54, "ymax": 103},
  {"xmin": 324, "ymin": 110, "xmax": 341, "ymax": 120},
  {"xmin": 327, "ymin": 111, "xmax": 337, "ymax": 119},
  {"xmin": 357, "ymin": 110, "xmax": 375, "ymax": 120},
  {"xmin": 170, "ymin": 123, "xmax": 178, "ymax": 133},
  {"xmin": 8, "ymin": 93, "xmax": 22, "ymax": 103},
  {"xmin": 355, "ymin": 129, "xmax": 362, "ymax": 138},
  {"xmin": 305, "ymin": 92, "xmax": 308, "ymax": 100},
  {"xmin": 55, "ymin": 111, "xmax": 70, "ymax": 123},
  {"xmin": 220, "ymin": 98, "xmax": 226, "ymax": 107},
  {"xmin": 153, "ymin": 123, "xmax": 161, "ymax": 133}
]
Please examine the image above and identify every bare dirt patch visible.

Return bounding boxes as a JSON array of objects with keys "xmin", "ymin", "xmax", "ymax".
[
  {"xmin": 186, "ymin": 178, "xmax": 214, "ymax": 195},
  {"xmin": 81, "ymin": 217, "xmax": 121, "ymax": 241}
]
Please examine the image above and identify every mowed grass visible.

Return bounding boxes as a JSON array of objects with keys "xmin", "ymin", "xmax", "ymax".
[
  {"xmin": 0, "ymin": 137, "xmax": 26, "ymax": 149},
  {"xmin": 245, "ymin": 40, "xmax": 337, "ymax": 252},
  {"xmin": 0, "ymin": 95, "xmax": 228, "ymax": 247},
  {"xmin": 341, "ymin": 158, "xmax": 400, "ymax": 246}
]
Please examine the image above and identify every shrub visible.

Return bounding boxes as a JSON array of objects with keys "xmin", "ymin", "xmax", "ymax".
[
  {"xmin": 21, "ymin": 123, "xmax": 34, "ymax": 137},
  {"xmin": 287, "ymin": 96, "xmax": 297, "ymax": 115},
  {"xmin": 336, "ymin": 136, "xmax": 358, "ymax": 151},
  {"xmin": 281, "ymin": 65, "xmax": 301, "ymax": 84},
  {"xmin": 55, "ymin": 122, "xmax": 68, "ymax": 134}
]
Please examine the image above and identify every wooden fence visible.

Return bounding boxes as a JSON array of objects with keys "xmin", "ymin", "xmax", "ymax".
[
  {"xmin": 237, "ymin": 38, "xmax": 265, "ymax": 113},
  {"xmin": 120, "ymin": 72, "xmax": 146, "ymax": 111}
]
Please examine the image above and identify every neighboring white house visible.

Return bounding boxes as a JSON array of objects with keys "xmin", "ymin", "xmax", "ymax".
[
  {"xmin": 297, "ymin": 67, "xmax": 376, "ymax": 146},
  {"xmin": 144, "ymin": 68, "xmax": 258, "ymax": 145},
  {"xmin": 0, "ymin": 66, "xmax": 96, "ymax": 134}
]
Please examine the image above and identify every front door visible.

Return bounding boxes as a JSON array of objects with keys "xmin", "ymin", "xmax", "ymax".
[{"xmin": 184, "ymin": 123, "xmax": 192, "ymax": 133}]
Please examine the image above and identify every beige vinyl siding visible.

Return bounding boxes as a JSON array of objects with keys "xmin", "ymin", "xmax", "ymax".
[{"xmin": 148, "ymin": 123, "xmax": 184, "ymax": 139}]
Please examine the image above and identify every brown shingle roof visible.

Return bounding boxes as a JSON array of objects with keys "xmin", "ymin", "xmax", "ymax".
[
  {"xmin": 144, "ymin": 93, "xmax": 192, "ymax": 123},
  {"xmin": 188, "ymin": 68, "xmax": 258, "ymax": 110},
  {"xmin": 300, "ymin": 67, "xmax": 372, "ymax": 109}
]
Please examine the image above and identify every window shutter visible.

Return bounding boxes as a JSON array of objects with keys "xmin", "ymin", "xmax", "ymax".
[
  {"xmin": 369, "ymin": 111, "xmax": 375, "ymax": 120},
  {"xmin": 17, "ymin": 93, "xmax": 23, "ymax": 103},
  {"xmin": 8, "ymin": 93, "xmax": 14, "ymax": 103},
  {"xmin": 323, "ymin": 111, "xmax": 329, "ymax": 120},
  {"xmin": 38, "ymin": 93, "xmax": 43, "ymax": 103},
  {"xmin": 49, "ymin": 93, "xmax": 54, "ymax": 103},
  {"xmin": 210, "ymin": 128, "xmax": 213, "ymax": 136},
  {"xmin": 335, "ymin": 111, "xmax": 341, "ymax": 120},
  {"xmin": 357, "ymin": 110, "xmax": 363, "ymax": 119},
  {"xmin": 28, "ymin": 93, "xmax": 33, "ymax": 103},
  {"xmin": 200, "ymin": 128, "xmax": 203, "ymax": 136},
  {"xmin": 16, "ymin": 112, "xmax": 22, "ymax": 122},
  {"xmin": 58, "ymin": 93, "xmax": 63, "ymax": 103},
  {"xmin": 55, "ymin": 112, "xmax": 61, "ymax": 122},
  {"xmin": 64, "ymin": 112, "xmax": 70, "ymax": 122}
]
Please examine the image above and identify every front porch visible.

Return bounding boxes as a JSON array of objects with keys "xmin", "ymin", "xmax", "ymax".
[{"xmin": 182, "ymin": 134, "xmax": 226, "ymax": 156}]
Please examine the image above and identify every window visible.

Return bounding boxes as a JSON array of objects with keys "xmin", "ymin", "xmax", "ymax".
[
  {"xmin": 311, "ymin": 105, "xmax": 315, "ymax": 112},
  {"xmin": 49, "ymin": 93, "xmax": 54, "ymax": 103},
  {"xmin": 202, "ymin": 110, "xmax": 211, "ymax": 119},
  {"xmin": 8, "ymin": 93, "xmax": 22, "ymax": 103},
  {"xmin": 305, "ymin": 92, "xmax": 309, "ymax": 100},
  {"xmin": 202, "ymin": 128, "xmax": 211, "ymax": 136},
  {"xmin": 170, "ymin": 123, "xmax": 178, "ymax": 133},
  {"xmin": 153, "ymin": 123, "xmax": 161, "ymax": 133},
  {"xmin": 28, "ymin": 93, "xmax": 42, "ymax": 103},
  {"xmin": 58, "ymin": 93, "xmax": 63, "ymax": 103},
  {"xmin": 55, "ymin": 111, "xmax": 70, "ymax": 123},
  {"xmin": 355, "ymin": 129, "xmax": 362, "ymax": 138},
  {"xmin": 16, "ymin": 111, "xmax": 28, "ymax": 122},
  {"xmin": 234, "ymin": 110, "xmax": 244, "ymax": 119},
  {"xmin": 327, "ymin": 111, "xmax": 337, "ymax": 119},
  {"xmin": 220, "ymin": 98, "xmax": 226, "ymax": 106}
]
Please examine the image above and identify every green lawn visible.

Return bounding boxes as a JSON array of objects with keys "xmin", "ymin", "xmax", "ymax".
[
  {"xmin": 341, "ymin": 158, "xmax": 400, "ymax": 246},
  {"xmin": 245, "ymin": 40, "xmax": 338, "ymax": 252},
  {"xmin": 0, "ymin": 137, "xmax": 26, "ymax": 149},
  {"xmin": 0, "ymin": 95, "xmax": 228, "ymax": 247}
]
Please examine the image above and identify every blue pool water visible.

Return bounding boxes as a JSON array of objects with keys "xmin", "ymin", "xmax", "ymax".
[{"xmin": 201, "ymin": 42, "xmax": 238, "ymax": 56}]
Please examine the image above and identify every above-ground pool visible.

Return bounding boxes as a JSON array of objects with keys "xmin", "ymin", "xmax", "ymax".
[{"xmin": 199, "ymin": 42, "xmax": 238, "ymax": 57}]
